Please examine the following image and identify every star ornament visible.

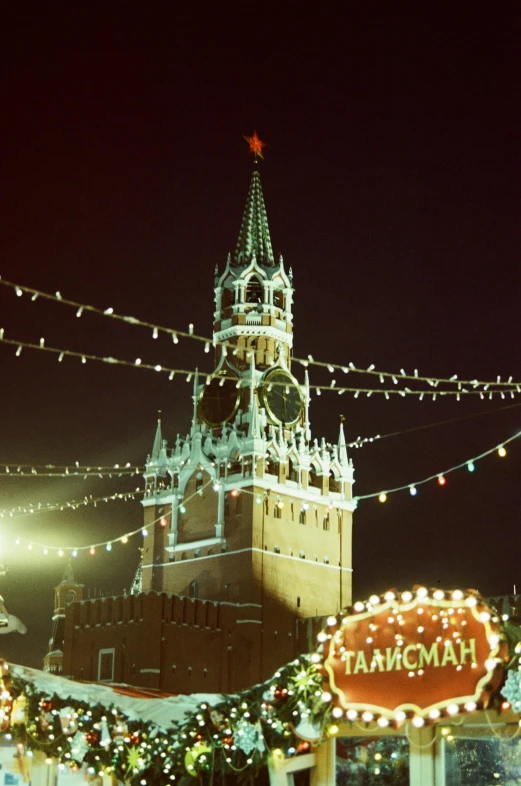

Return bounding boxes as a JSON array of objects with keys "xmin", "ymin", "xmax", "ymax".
[{"xmin": 244, "ymin": 131, "xmax": 266, "ymax": 159}]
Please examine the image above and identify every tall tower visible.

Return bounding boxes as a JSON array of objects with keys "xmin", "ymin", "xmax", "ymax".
[
  {"xmin": 43, "ymin": 563, "xmax": 84, "ymax": 674},
  {"xmin": 141, "ymin": 141, "xmax": 355, "ymax": 683}
]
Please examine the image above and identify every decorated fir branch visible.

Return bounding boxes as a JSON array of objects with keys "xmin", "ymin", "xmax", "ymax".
[{"xmin": 2, "ymin": 656, "xmax": 328, "ymax": 785}]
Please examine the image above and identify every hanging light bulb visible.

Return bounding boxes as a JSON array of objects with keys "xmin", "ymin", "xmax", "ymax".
[
  {"xmin": 378, "ymin": 493, "xmax": 387, "ymax": 503},
  {"xmin": 409, "ymin": 486, "xmax": 417, "ymax": 496},
  {"xmin": 438, "ymin": 475, "xmax": 446, "ymax": 486},
  {"xmin": 498, "ymin": 446, "xmax": 507, "ymax": 457},
  {"xmin": 467, "ymin": 462, "xmax": 475, "ymax": 472}
]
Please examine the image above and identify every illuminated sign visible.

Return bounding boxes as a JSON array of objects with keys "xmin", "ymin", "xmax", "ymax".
[{"xmin": 317, "ymin": 588, "xmax": 508, "ymax": 726}]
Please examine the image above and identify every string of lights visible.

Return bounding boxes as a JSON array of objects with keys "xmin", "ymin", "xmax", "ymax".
[
  {"xmin": 0, "ymin": 481, "xmax": 213, "ymax": 556},
  {"xmin": 0, "ymin": 462, "xmax": 142, "ymax": 471},
  {"xmin": 1, "ymin": 335, "xmax": 518, "ymax": 400},
  {"xmin": 0, "ymin": 468, "xmax": 141, "ymax": 478},
  {"xmin": 2, "ymin": 401, "xmax": 519, "ymax": 475},
  {"xmin": 354, "ymin": 430, "xmax": 520, "ymax": 503},
  {"xmin": 3, "ymin": 429, "xmax": 519, "ymax": 556},
  {"xmin": 2, "ymin": 276, "xmax": 519, "ymax": 392},
  {"xmin": 0, "ymin": 489, "xmax": 141, "ymax": 519}
]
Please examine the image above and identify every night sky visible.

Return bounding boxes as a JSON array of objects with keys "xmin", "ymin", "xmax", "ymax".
[{"xmin": 2, "ymin": 9, "xmax": 521, "ymax": 668}]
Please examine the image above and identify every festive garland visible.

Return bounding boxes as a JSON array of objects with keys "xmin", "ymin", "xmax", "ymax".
[
  {"xmin": 1, "ymin": 597, "xmax": 521, "ymax": 784},
  {"xmin": 2, "ymin": 656, "xmax": 329, "ymax": 785}
]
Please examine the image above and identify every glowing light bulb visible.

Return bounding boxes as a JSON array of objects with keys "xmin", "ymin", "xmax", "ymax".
[
  {"xmin": 498, "ymin": 446, "xmax": 507, "ymax": 457},
  {"xmin": 438, "ymin": 475, "xmax": 446, "ymax": 486},
  {"xmin": 89, "ymin": 547, "xmax": 96, "ymax": 556},
  {"xmin": 409, "ymin": 485, "xmax": 417, "ymax": 496},
  {"xmin": 160, "ymin": 518, "xmax": 167, "ymax": 527},
  {"xmin": 106, "ymin": 543, "xmax": 112, "ymax": 552},
  {"xmin": 467, "ymin": 461, "xmax": 475, "ymax": 472},
  {"xmin": 180, "ymin": 505, "xmax": 187, "ymax": 514},
  {"xmin": 121, "ymin": 536, "xmax": 128, "ymax": 544},
  {"xmin": 378, "ymin": 493, "xmax": 387, "ymax": 503}
]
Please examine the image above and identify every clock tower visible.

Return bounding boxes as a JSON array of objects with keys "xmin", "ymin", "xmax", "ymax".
[{"xmin": 141, "ymin": 145, "xmax": 355, "ymax": 686}]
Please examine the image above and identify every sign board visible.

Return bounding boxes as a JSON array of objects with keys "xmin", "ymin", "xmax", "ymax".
[{"xmin": 319, "ymin": 588, "xmax": 508, "ymax": 723}]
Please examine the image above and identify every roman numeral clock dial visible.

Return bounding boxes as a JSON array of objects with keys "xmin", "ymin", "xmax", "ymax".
[
  {"xmin": 260, "ymin": 369, "xmax": 304, "ymax": 426},
  {"xmin": 198, "ymin": 374, "xmax": 241, "ymax": 427}
]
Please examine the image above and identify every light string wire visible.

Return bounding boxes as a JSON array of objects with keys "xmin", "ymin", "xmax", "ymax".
[
  {"xmin": 1, "ymin": 335, "xmax": 518, "ymax": 400},
  {"xmin": 2, "ymin": 276, "xmax": 520, "ymax": 393},
  {"xmin": 1, "ymin": 401, "xmax": 519, "ymax": 473},
  {"xmin": 2, "ymin": 433, "xmax": 517, "ymax": 554},
  {"xmin": 2, "ymin": 480, "xmax": 214, "ymax": 555},
  {"xmin": 0, "ymin": 468, "xmax": 141, "ymax": 478},
  {"xmin": 354, "ymin": 429, "xmax": 521, "ymax": 502},
  {"xmin": 0, "ymin": 488, "xmax": 141, "ymax": 519}
]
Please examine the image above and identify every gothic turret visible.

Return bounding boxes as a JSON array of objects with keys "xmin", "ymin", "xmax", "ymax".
[{"xmin": 43, "ymin": 564, "xmax": 84, "ymax": 674}]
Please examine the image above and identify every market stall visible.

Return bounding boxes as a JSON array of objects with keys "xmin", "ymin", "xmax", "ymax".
[{"xmin": 0, "ymin": 586, "xmax": 520, "ymax": 785}]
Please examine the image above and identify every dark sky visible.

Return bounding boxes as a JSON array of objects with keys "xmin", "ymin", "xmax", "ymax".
[{"xmin": 2, "ymin": 8, "xmax": 521, "ymax": 667}]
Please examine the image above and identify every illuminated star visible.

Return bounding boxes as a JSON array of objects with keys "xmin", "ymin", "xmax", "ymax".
[
  {"xmin": 244, "ymin": 131, "xmax": 266, "ymax": 159},
  {"xmin": 126, "ymin": 746, "xmax": 141, "ymax": 772}
]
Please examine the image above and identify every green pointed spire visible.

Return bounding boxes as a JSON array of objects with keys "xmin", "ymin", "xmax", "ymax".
[
  {"xmin": 61, "ymin": 561, "xmax": 76, "ymax": 585},
  {"xmin": 234, "ymin": 167, "xmax": 274, "ymax": 266}
]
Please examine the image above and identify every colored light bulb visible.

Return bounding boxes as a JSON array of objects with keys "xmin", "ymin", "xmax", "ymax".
[{"xmin": 438, "ymin": 476, "xmax": 446, "ymax": 486}]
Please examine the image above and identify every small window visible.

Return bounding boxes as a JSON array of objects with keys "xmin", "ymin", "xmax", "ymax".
[
  {"xmin": 299, "ymin": 510, "xmax": 306, "ymax": 525},
  {"xmin": 323, "ymin": 515, "xmax": 330, "ymax": 531},
  {"xmin": 98, "ymin": 648, "xmax": 115, "ymax": 682},
  {"xmin": 273, "ymin": 289, "xmax": 285, "ymax": 309},
  {"xmin": 297, "ymin": 596, "xmax": 301, "ymax": 608},
  {"xmin": 274, "ymin": 505, "xmax": 282, "ymax": 519},
  {"xmin": 245, "ymin": 277, "xmax": 263, "ymax": 304},
  {"xmin": 189, "ymin": 580, "xmax": 198, "ymax": 599}
]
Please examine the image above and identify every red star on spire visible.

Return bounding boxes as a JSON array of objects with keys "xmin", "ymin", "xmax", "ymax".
[{"xmin": 244, "ymin": 131, "xmax": 266, "ymax": 160}]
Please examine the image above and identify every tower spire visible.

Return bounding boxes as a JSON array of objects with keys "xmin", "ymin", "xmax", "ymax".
[
  {"xmin": 234, "ymin": 135, "xmax": 274, "ymax": 266},
  {"xmin": 338, "ymin": 415, "xmax": 349, "ymax": 466},
  {"xmin": 151, "ymin": 411, "xmax": 162, "ymax": 460},
  {"xmin": 61, "ymin": 561, "xmax": 75, "ymax": 585}
]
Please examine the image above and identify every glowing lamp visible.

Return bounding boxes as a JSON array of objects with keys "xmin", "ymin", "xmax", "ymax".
[
  {"xmin": 498, "ymin": 446, "xmax": 507, "ymax": 457},
  {"xmin": 409, "ymin": 485, "xmax": 417, "ymax": 496},
  {"xmin": 378, "ymin": 493, "xmax": 387, "ymax": 503},
  {"xmin": 438, "ymin": 475, "xmax": 446, "ymax": 486},
  {"xmin": 467, "ymin": 462, "xmax": 475, "ymax": 472},
  {"xmin": 160, "ymin": 518, "xmax": 167, "ymax": 527}
]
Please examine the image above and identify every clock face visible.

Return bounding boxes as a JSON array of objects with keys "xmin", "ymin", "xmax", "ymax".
[
  {"xmin": 199, "ymin": 375, "xmax": 240, "ymax": 427},
  {"xmin": 260, "ymin": 369, "xmax": 304, "ymax": 425}
]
